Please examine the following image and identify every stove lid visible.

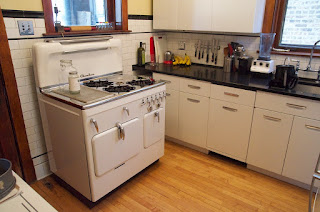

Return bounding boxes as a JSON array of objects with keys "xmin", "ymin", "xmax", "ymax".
[{"xmin": 32, "ymin": 37, "xmax": 123, "ymax": 88}]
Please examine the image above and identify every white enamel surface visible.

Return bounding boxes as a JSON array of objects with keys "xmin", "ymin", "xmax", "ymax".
[
  {"xmin": 92, "ymin": 118, "xmax": 143, "ymax": 177},
  {"xmin": 143, "ymin": 108, "xmax": 165, "ymax": 148},
  {"xmin": 32, "ymin": 39, "xmax": 123, "ymax": 88}
]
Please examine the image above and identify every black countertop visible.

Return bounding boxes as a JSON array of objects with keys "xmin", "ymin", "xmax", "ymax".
[{"xmin": 133, "ymin": 64, "xmax": 320, "ymax": 101}]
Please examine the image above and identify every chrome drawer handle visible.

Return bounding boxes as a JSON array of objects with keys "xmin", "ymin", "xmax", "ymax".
[
  {"xmin": 188, "ymin": 85, "xmax": 201, "ymax": 89},
  {"xmin": 116, "ymin": 123, "xmax": 125, "ymax": 140},
  {"xmin": 90, "ymin": 119, "xmax": 99, "ymax": 133},
  {"xmin": 263, "ymin": 115, "xmax": 281, "ymax": 122},
  {"xmin": 305, "ymin": 125, "xmax": 320, "ymax": 131},
  {"xmin": 154, "ymin": 111, "xmax": 160, "ymax": 122},
  {"xmin": 187, "ymin": 98, "xmax": 200, "ymax": 103},
  {"xmin": 166, "ymin": 93, "xmax": 171, "ymax": 96},
  {"xmin": 224, "ymin": 92, "xmax": 239, "ymax": 97},
  {"xmin": 222, "ymin": 106, "xmax": 238, "ymax": 112},
  {"xmin": 286, "ymin": 103, "xmax": 307, "ymax": 110},
  {"xmin": 123, "ymin": 107, "xmax": 130, "ymax": 116}
]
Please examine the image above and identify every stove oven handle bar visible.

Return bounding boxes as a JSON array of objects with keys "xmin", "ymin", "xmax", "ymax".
[
  {"xmin": 63, "ymin": 47, "xmax": 110, "ymax": 54},
  {"xmin": 90, "ymin": 119, "xmax": 99, "ymax": 133},
  {"xmin": 116, "ymin": 123, "xmax": 125, "ymax": 140}
]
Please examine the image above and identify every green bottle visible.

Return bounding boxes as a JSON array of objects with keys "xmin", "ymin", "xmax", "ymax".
[{"xmin": 138, "ymin": 42, "xmax": 145, "ymax": 66}]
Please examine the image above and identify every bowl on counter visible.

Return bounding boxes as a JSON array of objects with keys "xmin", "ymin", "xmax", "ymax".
[{"xmin": 0, "ymin": 159, "xmax": 16, "ymax": 200}]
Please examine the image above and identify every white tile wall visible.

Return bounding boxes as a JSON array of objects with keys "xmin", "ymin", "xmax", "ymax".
[{"xmin": 4, "ymin": 17, "xmax": 158, "ymax": 180}]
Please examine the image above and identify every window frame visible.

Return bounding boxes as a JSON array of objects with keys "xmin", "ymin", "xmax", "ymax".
[
  {"xmin": 263, "ymin": 0, "xmax": 319, "ymax": 57},
  {"xmin": 42, "ymin": 0, "xmax": 129, "ymax": 36}
]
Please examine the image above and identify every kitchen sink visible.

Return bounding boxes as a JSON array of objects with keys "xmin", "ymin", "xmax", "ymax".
[
  {"xmin": 298, "ymin": 78, "xmax": 320, "ymax": 87},
  {"xmin": 295, "ymin": 82, "xmax": 320, "ymax": 96}
]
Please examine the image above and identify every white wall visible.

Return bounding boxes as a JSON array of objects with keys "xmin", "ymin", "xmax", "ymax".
[{"xmin": 4, "ymin": 17, "xmax": 157, "ymax": 179}]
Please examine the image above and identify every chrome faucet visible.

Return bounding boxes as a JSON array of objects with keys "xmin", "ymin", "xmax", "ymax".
[{"xmin": 305, "ymin": 40, "xmax": 320, "ymax": 72}]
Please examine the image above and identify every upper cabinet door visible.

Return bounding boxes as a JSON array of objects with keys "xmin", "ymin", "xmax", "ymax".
[
  {"xmin": 153, "ymin": 0, "xmax": 179, "ymax": 30},
  {"xmin": 211, "ymin": 0, "xmax": 266, "ymax": 33},
  {"xmin": 178, "ymin": 0, "xmax": 213, "ymax": 31}
]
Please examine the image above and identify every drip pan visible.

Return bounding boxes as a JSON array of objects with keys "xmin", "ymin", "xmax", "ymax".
[{"xmin": 0, "ymin": 159, "xmax": 16, "ymax": 200}]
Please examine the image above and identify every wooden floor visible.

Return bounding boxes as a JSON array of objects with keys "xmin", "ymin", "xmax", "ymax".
[{"xmin": 31, "ymin": 141, "xmax": 309, "ymax": 211}]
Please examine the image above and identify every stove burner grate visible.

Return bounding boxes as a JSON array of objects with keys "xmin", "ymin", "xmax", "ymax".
[
  {"xmin": 83, "ymin": 80, "xmax": 113, "ymax": 87},
  {"xmin": 126, "ymin": 79, "xmax": 154, "ymax": 87},
  {"xmin": 103, "ymin": 85, "xmax": 136, "ymax": 93}
]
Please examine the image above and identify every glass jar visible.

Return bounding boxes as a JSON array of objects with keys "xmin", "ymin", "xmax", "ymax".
[
  {"xmin": 68, "ymin": 71, "xmax": 80, "ymax": 94},
  {"xmin": 59, "ymin": 60, "xmax": 76, "ymax": 89}
]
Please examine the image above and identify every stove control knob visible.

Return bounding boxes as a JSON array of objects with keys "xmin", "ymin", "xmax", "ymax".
[
  {"xmin": 157, "ymin": 102, "xmax": 161, "ymax": 108},
  {"xmin": 141, "ymin": 99, "xmax": 146, "ymax": 106},
  {"xmin": 147, "ymin": 104, "xmax": 153, "ymax": 112}
]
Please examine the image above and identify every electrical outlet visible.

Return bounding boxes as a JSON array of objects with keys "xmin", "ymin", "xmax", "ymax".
[
  {"xmin": 17, "ymin": 20, "xmax": 34, "ymax": 35},
  {"xmin": 178, "ymin": 41, "xmax": 185, "ymax": 50}
]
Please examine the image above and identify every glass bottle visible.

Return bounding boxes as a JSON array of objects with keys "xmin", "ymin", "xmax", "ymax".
[
  {"xmin": 59, "ymin": 60, "xmax": 77, "ymax": 90},
  {"xmin": 137, "ymin": 42, "xmax": 145, "ymax": 66}
]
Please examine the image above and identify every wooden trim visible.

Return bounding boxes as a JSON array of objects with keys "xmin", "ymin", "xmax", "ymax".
[
  {"xmin": 42, "ymin": 0, "xmax": 55, "ymax": 34},
  {"xmin": 43, "ymin": 30, "xmax": 131, "ymax": 37},
  {"xmin": 262, "ymin": 0, "xmax": 277, "ymax": 33},
  {"xmin": 107, "ymin": 0, "xmax": 116, "ymax": 23},
  {"xmin": 0, "ymin": 8, "xmax": 36, "ymax": 184},
  {"xmin": 121, "ymin": 0, "xmax": 128, "ymax": 31}
]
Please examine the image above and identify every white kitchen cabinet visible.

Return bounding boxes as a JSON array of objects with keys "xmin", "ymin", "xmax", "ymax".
[
  {"xmin": 178, "ymin": 92, "xmax": 209, "ymax": 148},
  {"xmin": 165, "ymin": 89, "xmax": 180, "ymax": 139},
  {"xmin": 207, "ymin": 99, "xmax": 254, "ymax": 162},
  {"xmin": 179, "ymin": 0, "xmax": 213, "ymax": 31},
  {"xmin": 247, "ymin": 108, "xmax": 294, "ymax": 174},
  {"xmin": 282, "ymin": 117, "xmax": 320, "ymax": 185},
  {"xmin": 153, "ymin": 0, "xmax": 179, "ymax": 30},
  {"xmin": 211, "ymin": 0, "xmax": 266, "ymax": 33}
]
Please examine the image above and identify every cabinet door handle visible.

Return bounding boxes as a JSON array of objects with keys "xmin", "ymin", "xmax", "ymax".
[
  {"xmin": 187, "ymin": 98, "xmax": 200, "ymax": 103},
  {"xmin": 286, "ymin": 103, "xmax": 307, "ymax": 110},
  {"xmin": 222, "ymin": 106, "xmax": 238, "ymax": 112},
  {"xmin": 263, "ymin": 115, "xmax": 281, "ymax": 122},
  {"xmin": 166, "ymin": 93, "xmax": 171, "ymax": 96},
  {"xmin": 188, "ymin": 85, "xmax": 201, "ymax": 89},
  {"xmin": 305, "ymin": 125, "xmax": 320, "ymax": 131},
  {"xmin": 90, "ymin": 119, "xmax": 99, "ymax": 133},
  {"xmin": 154, "ymin": 111, "xmax": 160, "ymax": 122},
  {"xmin": 224, "ymin": 92, "xmax": 239, "ymax": 97},
  {"xmin": 123, "ymin": 107, "xmax": 130, "ymax": 116}
]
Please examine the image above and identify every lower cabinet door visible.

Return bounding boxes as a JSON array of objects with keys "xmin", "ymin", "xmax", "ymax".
[
  {"xmin": 207, "ymin": 99, "xmax": 253, "ymax": 162},
  {"xmin": 91, "ymin": 118, "xmax": 143, "ymax": 177},
  {"xmin": 247, "ymin": 108, "xmax": 293, "ymax": 174},
  {"xmin": 282, "ymin": 116, "xmax": 320, "ymax": 185},
  {"xmin": 144, "ymin": 108, "xmax": 165, "ymax": 148},
  {"xmin": 165, "ymin": 89, "xmax": 179, "ymax": 139},
  {"xmin": 178, "ymin": 92, "xmax": 209, "ymax": 148}
]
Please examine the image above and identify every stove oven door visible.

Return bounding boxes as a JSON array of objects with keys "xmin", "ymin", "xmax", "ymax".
[
  {"xmin": 144, "ymin": 108, "xmax": 165, "ymax": 148},
  {"xmin": 92, "ymin": 118, "xmax": 143, "ymax": 177}
]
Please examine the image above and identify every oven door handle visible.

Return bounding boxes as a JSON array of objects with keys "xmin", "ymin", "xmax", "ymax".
[
  {"xmin": 90, "ymin": 119, "xmax": 99, "ymax": 133},
  {"xmin": 116, "ymin": 123, "xmax": 125, "ymax": 140}
]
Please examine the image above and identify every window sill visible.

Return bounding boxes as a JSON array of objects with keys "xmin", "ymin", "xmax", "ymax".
[
  {"xmin": 43, "ymin": 30, "xmax": 132, "ymax": 37},
  {"xmin": 270, "ymin": 51, "xmax": 320, "ymax": 58}
]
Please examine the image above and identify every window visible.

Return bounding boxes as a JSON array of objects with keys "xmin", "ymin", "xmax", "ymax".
[
  {"xmin": 42, "ymin": 0, "xmax": 128, "ymax": 35},
  {"xmin": 268, "ymin": 0, "xmax": 320, "ymax": 54}
]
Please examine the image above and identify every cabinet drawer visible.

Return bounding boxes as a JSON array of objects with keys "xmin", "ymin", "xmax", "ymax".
[
  {"xmin": 207, "ymin": 99, "xmax": 254, "ymax": 162},
  {"xmin": 180, "ymin": 78, "xmax": 211, "ymax": 97},
  {"xmin": 247, "ymin": 108, "xmax": 294, "ymax": 174},
  {"xmin": 88, "ymin": 99, "xmax": 141, "ymax": 134},
  {"xmin": 255, "ymin": 91, "xmax": 320, "ymax": 120},
  {"xmin": 211, "ymin": 84, "xmax": 256, "ymax": 106},
  {"xmin": 153, "ymin": 73, "xmax": 180, "ymax": 90},
  {"xmin": 178, "ymin": 92, "xmax": 209, "ymax": 148}
]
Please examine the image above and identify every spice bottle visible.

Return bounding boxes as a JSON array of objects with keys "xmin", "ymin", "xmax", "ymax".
[{"xmin": 68, "ymin": 71, "xmax": 80, "ymax": 94}]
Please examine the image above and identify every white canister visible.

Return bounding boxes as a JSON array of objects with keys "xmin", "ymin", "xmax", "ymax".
[{"xmin": 68, "ymin": 71, "xmax": 80, "ymax": 94}]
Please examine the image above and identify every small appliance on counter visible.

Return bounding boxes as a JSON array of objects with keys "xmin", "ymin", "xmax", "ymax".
[
  {"xmin": 164, "ymin": 51, "xmax": 173, "ymax": 65},
  {"xmin": 251, "ymin": 33, "xmax": 276, "ymax": 74},
  {"xmin": 269, "ymin": 59, "xmax": 298, "ymax": 89}
]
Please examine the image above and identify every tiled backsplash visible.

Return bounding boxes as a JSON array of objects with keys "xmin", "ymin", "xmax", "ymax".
[
  {"xmin": 4, "ymin": 17, "xmax": 158, "ymax": 180},
  {"xmin": 166, "ymin": 32, "xmax": 320, "ymax": 74},
  {"xmin": 4, "ymin": 16, "xmax": 320, "ymax": 180}
]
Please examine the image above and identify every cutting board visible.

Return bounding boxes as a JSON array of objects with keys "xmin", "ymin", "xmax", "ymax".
[{"xmin": 154, "ymin": 36, "xmax": 167, "ymax": 63}]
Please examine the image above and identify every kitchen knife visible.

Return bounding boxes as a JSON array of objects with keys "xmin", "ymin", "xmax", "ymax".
[
  {"xmin": 198, "ymin": 40, "xmax": 202, "ymax": 60},
  {"xmin": 202, "ymin": 42, "xmax": 205, "ymax": 59},
  {"xmin": 206, "ymin": 41, "xmax": 210, "ymax": 63},
  {"xmin": 212, "ymin": 39, "xmax": 216, "ymax": 62},
  {"xmin": 215, "ymin": 40, "xmax": 219, "ymax": 64}
]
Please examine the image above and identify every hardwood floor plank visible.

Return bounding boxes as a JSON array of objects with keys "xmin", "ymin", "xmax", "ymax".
[{"xmin": 31, "ymin": 141, "xmax": 309, "ymax": 211}]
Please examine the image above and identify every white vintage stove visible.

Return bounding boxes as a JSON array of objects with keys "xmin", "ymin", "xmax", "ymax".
[{"xmin": 32, "ymin": 36, "xmax": 166, "ymax": 202}]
